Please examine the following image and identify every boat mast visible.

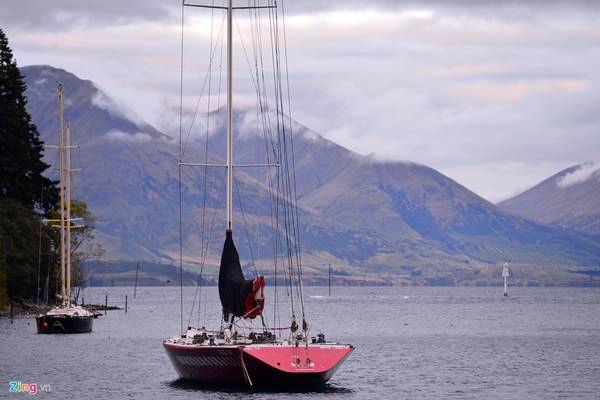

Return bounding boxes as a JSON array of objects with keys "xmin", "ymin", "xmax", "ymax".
[
  {"xmin": 58, "ymin": 84, "xmax": 67, "ymax": 307},
  {"xmin": 66, "ymin": 122, "xmax": 72, "ymax": 305},
  {"xmin": 134, "ymin": 261, "xmax": 140, "ymax": 298},
  {"xmin": 226, "ymin": 0, "xmax": 233, "ymax": 232}
]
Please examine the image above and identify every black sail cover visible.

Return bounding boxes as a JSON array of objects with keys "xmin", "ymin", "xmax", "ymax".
[{"xmin": 218, "ymin": 230, "xmax": 258, "ymax": 317}]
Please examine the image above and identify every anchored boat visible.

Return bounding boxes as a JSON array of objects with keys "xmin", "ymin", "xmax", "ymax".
[
  {"xmin": 36, "ymin": 84, "xmax": 94, "ymax": 334},
  {"xmin": 163, "ymin": 0, "xmax": 353, "ymax": 387},
  {"xmin": 163, "ymin": 230, "xmax": 353, "ymax": 386}
]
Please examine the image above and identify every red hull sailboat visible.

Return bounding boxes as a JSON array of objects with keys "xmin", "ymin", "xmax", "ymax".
[
  {"xmin": 164, "ymin": 338, "xmax": 353, "ymax": 386},
  {"xmin": 163, "ymin": 0, "xmax": 353, "ymax": 387},
  {"xmin": 164, "ymin": 231, "xmax": 353, "ymax": 387}
]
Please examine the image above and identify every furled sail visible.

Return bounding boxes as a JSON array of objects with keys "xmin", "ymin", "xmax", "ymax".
[{"xmin": 218, "ymin": 230, "xmax": 265, "ymax": 318}]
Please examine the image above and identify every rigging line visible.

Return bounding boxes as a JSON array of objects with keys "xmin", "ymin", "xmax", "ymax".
[
  {"xmin": 254, "ymin": 72, "xmax": 262, "ymax": 268},
  {"xmin": 181, "ymin": 0, "xmax": 224, "ymax": 329},
  {"xmin": 73, "ymin": 129, "xmax": 83, "ymax": 202},
  {"xmin": 233, "ymin": 12, "xmax": 265, "ymax": 109},
  {"xmin": 246, "ymin": 0, "xmax": 256, "ymax": 68},
  {"xmin": 181, "ymin": 11, "xmax": 227, "ymax": 159},
  {"xmin": 233, "ymin": 172, "xmax": 257, "ymax": 276},
  {"xmin": 253, "ymin": 5, "xmax": 283, "ymax": 328},
  {"xmin": 266, "ymin": 2, "xmax": 296, "ymax": 320},
  {"xmin": 200, "ymin": 198, "xmax": 219, "ymax": 325},
  {"xmin": 248, "ymin": 0, "xmax": 264, "ymax": 270},
  {"xmin": 263, "ymin": 128, "xmax": 285, "ymax": 328},
  {"xmin": 234, "ymin": 0, "xmax": 278, "ymax": 162},
  {"xmin": 262, "ymin": 123, "xmax": 287, "ymax": 326},
  {"xmin": 276, "ymin": 80, "xmax": 299, "ymax": 313},
  {"xmin": 190, "ymin": 204, "xmax": 218, "ymax": 329},
  {"xmin": 197, "ymin": 0, "xmax": 217, "ymax": 328},
  {"xmin": 202, "ymin": 23, "xmax": 225, "ymax": 327},
  {"xmin": 278, "ymin": 0, "xmax": 306, "ymax": 320},
  {"xmin": 267, "ymin": 175, "xmax": 283, "ymax": 334},
  {"xmin": 253, "ymin": 4, "xmax": 278, "ymax": 165},
  {"xmin": 273, "ymin": 2, "xmax": 303, "ymax": 314},
  {"xmin": 244, "ymin": 2, "xmax": 282, "ymax": 323},
  {"xmin": 36, "ymin": 185, "xmax": 43, "ymax": 305},
  {"xmin": 254, "ymin": 12, "xmax": 277, "ymax": 162},
  {"xmin": 189, "ymin": 175, "xmax": 221, "ymax": 327},
  {"xmin": 178, "ymin": 164, "xmax": 184, "ymax": 335},
  {"xmin": 275, "ymin": 135, "xmax": 295, "ymax": 320},
  {"xmin": 187, "ymin": 278, "xmax": 202, "ymax": 328},
  {"xmin": 179, "ymin": 0, "xmax": 186, "ymax": 335},
  {"xmin": 187, "ymin": 196, "xmax": 219, "ymax": 328},
  {"xmin": 262, "ymin": 117, "xmax": 282, "ymax": 330},
  {"xmin": 247, "ymin": 1, "xmax": 293, "ymax": 327},
  {"xmin": 263, "ymin": 138, "xmax": 285, "ymax": 332}
]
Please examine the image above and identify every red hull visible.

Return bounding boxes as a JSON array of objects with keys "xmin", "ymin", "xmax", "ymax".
[{"xmin": 163, "ymin": 342, "xmax": 353, "ymax": 387}]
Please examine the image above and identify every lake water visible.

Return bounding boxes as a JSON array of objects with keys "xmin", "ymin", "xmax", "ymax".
[{"xmin": 1, "ymin": 286, "xmax": 599, "ymax": 399}]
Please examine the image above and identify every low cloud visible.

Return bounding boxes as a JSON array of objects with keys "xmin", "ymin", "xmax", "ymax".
[
  {"xmin": 557, "ymin": 162, "xmax": 600, "ymax": 188},
  {"xmin": 105, "ymin": 129, "xmax": 153, "ymax": 143},
  {"xmin": 91, "ymin": 89, "xmax": 145, "ymax": 127}
]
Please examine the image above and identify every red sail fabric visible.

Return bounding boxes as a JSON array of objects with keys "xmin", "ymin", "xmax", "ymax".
[
  {"xmin": 218, "ymin": 230, "xmax": 265, "ymax": 319},
  {"xmin": 244, "ymin": 276, "xmax": 265, "ymax": 318}
]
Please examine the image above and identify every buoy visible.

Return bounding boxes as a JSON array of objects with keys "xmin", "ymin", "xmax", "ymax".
[
  {"xmin": 502, "ymin": 262, "xmax": 510, "ymax": 297},
  {"xmin": 42, "ymin": 322, "xmax": 49, "ymax": 330}
]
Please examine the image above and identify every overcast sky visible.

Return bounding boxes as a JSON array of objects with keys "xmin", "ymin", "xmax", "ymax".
[{"xmin": 2, "ymin": 0, "xmax": 599, "ymax": 202}]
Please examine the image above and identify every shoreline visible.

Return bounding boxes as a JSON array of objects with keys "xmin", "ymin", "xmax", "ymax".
[{"xmin": 0, "ymin": 301, "xmax": 122, "ymax": 319}]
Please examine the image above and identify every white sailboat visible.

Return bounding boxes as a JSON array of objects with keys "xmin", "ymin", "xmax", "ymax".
[{"xmin": 36, "ymin": 83, "xmax": 94, "ymax": 334}]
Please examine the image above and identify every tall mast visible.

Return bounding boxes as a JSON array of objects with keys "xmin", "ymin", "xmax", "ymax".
[
  {"xmin": 66, "ymin": 122, "xmax": 72, "ymax": 305},
  {"xmin": 226, "ymin": 0, "xmax": 233, "ymax": 232},
  {"xmin": 58, "ymin": 84, "xmax": 66, "ymax": 306}
]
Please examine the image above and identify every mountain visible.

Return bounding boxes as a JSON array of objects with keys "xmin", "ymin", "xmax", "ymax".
[
  {"xmin": 21, "ymin": 65, "xmax": 390, "ymax": 271},
  {"xmin": 498, "ymin": 163, "xmax": 600, "ymax": 236},
  {"xmin": 20, "ymin": 65, "xmax": 600, "ymax": 285}
]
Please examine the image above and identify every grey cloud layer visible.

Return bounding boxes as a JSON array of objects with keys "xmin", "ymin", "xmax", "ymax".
[
  {"xmin": 1, "ymin": 0, "xmax": 599, "ymax": 201},
  {"xmin": 4, "ymin": 0, "xmax": 600, "ymax": 30}
]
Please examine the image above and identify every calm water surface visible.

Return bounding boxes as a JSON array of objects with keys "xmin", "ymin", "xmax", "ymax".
[{"xmin": 1, "ymin": 287, "xmax": 599, "ymax": 399}]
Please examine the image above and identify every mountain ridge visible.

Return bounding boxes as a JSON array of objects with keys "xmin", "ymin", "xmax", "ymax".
[
  {"xmin": 20, "ymin": 64, "xmax": 600, "ymax": 285},
  {"xmin": 498, "ymin": 162, "xmax": 600, "ymax": 236}
]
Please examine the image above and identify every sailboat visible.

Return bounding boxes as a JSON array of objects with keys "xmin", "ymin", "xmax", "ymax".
[
  {"xmin": 163, "ymin": 0, "xmax": 353, "ymax": 386},
  {"xmin": 36, "ymin": 83, "xmax": 95, "ymax": 334}
]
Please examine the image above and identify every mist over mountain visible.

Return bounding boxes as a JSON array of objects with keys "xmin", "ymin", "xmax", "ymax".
[
  {"xmin": 21, "ymin": 65, "xmax": 600, "ymax": 285},
  {"xmin": 499, "ymin": 163, "xmax": 600, "ymax": 236}
]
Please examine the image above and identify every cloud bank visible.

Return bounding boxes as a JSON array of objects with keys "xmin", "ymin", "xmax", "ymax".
[{"xmin": 2, "ymin": 0, "xmax": 600, "ymax": 201}]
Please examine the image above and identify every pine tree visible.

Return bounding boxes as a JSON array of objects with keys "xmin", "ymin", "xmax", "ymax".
[
  {"xmin": 0, "ymin": 27, "xmax": 57, "ymax": 211},
  {"xmin": 0, "ymin": 28, "xmax": 58, "ymax": 303}
]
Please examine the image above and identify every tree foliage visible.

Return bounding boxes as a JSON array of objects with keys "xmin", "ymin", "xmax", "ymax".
[
  {"xmin": 46, "ymin": 200, "xmax": 104, "ymax": 289},
  {"xmin": 0, "ymin": 28, "xmax": 57, "ymax": 211},
  {"xmin": 0, "ymin": 200, "xmax": 56, "ymax": 302},
  {"xmin": 0, "ymin": 29, "xmax": 101, "ymax": 305},
  {"xmin": 0, "ymin": 28, "xmax": 59, "ymax": 304}
]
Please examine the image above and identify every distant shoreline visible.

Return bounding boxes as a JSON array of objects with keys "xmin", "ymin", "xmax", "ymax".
[
  {"xmin": 0, "ymin": 301, "xmax": 121, "ymax": 319},
  {"xmin": 82, "ymin": 279, "xmax": 600, "ymax": 288}
]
